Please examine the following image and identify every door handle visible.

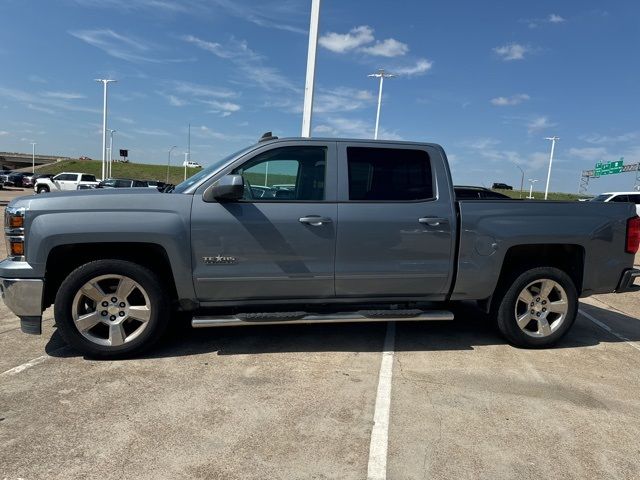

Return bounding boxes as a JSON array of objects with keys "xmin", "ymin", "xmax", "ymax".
[
  {"xmin": 419, "ymin": 217, "xmax": 449, "ymax": 226},
  {"xmin": 299, "ymin": 216, "xmax": 332, "ymax": 226}
]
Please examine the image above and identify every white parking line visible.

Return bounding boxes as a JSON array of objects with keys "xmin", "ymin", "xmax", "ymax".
[
  {"xmin": 367, "ymin": 321, "xmax": 396, "ymax": 480},
  {"xmin": 579, "ymin": 309, "xmax": 640, "ymax": 352},
  {"xmin": 0, "ymin": 354, "xmax": 50, "ymax": 378}
]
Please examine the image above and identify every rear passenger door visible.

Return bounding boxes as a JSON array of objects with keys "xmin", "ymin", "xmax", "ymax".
[
  {"xmin": 335, "ymin": 143, "xmax": 456, "ymax": 299},
  {"xmin": 54, "ymin": 173, "xmax": 79, "ymax": 190}
]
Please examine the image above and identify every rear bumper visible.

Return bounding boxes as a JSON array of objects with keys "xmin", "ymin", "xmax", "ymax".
[
  {"xmin": 0, "ymin": 277, "xmax": 44, "ymax": 334},
  {"xmin": 616, "ymin": 268, "xmax": 640, "ymax": 293}
]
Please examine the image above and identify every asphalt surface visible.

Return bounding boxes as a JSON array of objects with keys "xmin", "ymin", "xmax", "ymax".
[{"xmin": 1, "ymin": 196, "xmax": 640, "ymax": 479}]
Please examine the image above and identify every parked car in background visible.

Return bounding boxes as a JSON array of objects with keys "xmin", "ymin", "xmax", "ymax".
[
  {"xmin": 492, "ymin": 182, "xmax": 513, "ymax": 190},
  {"xmin": 590, "ymin": 192, "xmax": 640, "ymax": 215},
  {"xmin": 0, "ymin": 170, "xmax": 13, "ymax": 187},
  {"xmin": 183, "ymin": 160, "xmax": 202, "ymax": 168},
  {"xmin": 455, "ymin": 186, "xmax": 512, "ymax": 200},
  {"xmin": 97, "ymin": 178, "xmax": 149, "ymax": 188},
  {"xmin": 34, "ymin": 172, "xmax": 99, "ymax": 193},
  {"xmin": 20, "ymin": 173, "xmax": 38, "ymax": 188},
  {"xmin": 145, "ymin": 180, "xmax": 167, "ymax": 191},
  {"xmin": 8, "ymin": 172, "xmax": 28, "ymax": 188}
]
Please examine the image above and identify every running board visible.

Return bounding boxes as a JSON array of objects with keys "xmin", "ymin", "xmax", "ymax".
[{"xmin": 191, "ymin": 309, "xmax": 454, "ymax": 328}]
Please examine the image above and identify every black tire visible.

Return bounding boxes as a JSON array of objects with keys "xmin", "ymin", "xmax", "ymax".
[
  {"xmin": 494, "ymin": 267, "xmax": 578, "ymax": 348},
  {"xmin": 54, "ymin": 259, "xmax": 170, "ymax": 359},
  {"xmin": 37, "ymin": 185, "xmax": 49, "ymax": 194}
]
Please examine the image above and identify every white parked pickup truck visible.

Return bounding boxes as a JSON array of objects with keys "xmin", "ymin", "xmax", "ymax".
[{"xmin": 34, "ymin": 172, "xmax": 99, "ymax": 194}]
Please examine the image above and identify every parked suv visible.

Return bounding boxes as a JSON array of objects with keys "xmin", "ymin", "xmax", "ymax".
[
  {"xmin": 492, "ymin": 182, "xmax": 513, "ymax": 190},
  {"xmin": 34, "ymin": 172, "xmax": 99, "ymax": 193}
]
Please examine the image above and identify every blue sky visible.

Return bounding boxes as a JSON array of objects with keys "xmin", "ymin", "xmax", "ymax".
[{"xmin": 0, "ymin": 0, "xmax": 638, "ymax": 193}]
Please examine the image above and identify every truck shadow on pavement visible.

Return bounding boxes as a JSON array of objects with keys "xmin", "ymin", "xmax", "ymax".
[{"xmin": 45, "ymin": 302, "xmax": 640, "ymax": 360}]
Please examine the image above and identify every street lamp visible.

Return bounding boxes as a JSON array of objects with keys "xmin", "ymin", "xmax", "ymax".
[
  {"xmin": 527, "ymin": 179, "xmax": 539, "ymax": 199},
  {"xmin": 544, "ymin": 136, "xmax": 559, "ymax": 200},
  {"xmin": 95, "ymin": 79, "xmax": 117, "ymax": 180},
  {"xmin": 166, "ymin": 145, "xmax": 176, "ymax": 184},
  {"xmin": 516, "ymin": 165, "xmax": 525, "ymax": 198},
  {"xmin": 368, "ymin": 69, "xmax": 396, "ymax": 140},
  {"xmin": 183, "ymin": 152, "xmax": 189, "ymax": 181},
  {"xmin": 30, "ymin": 142, "xmax": 36, "ymax": 174},
  {"xmin": 301, "ymin": 0, "xmax": 321, "ymax": 137},
  {"xmin": 108, "ymin": 129, "xmax": 116, "ymax": 178}
]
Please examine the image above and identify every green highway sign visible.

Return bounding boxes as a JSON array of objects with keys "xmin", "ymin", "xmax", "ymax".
[{"xmin": 594, "ymin": 158, "xmax": 624, "ymax": 176}]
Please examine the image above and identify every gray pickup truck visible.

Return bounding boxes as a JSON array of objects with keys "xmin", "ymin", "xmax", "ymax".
[{"xmin": 2, "ymin": 135, "xmax": 639, "ymax": 358}]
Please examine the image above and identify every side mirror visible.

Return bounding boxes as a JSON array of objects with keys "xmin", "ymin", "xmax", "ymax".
[{"xmin": 203, "ymin": 174, "xmax": 245, "ymax": 202}]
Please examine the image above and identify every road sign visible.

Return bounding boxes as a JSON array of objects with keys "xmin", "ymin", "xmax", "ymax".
[
  {"xmin": 594, "ymin": 158, "xmax": 624, "ymax": 176},
  {"xmin": 119, "ymin": 149, "xmax": 128, "ymax": 158}
]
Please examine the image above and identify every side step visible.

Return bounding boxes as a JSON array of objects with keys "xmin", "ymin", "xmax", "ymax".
[{"xmin": 192, "ymin": 309, "xmax": 454, "ymax": 328}]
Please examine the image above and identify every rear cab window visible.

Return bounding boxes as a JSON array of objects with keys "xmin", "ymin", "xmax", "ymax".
[{"xmin": 346, "ymin": 146, "xmax": 433, "ymax": 201}]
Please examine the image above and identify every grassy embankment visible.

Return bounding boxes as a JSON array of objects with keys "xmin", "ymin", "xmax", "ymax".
[
  {"xmin": 493, "ymin": 189, "xmax": 588, "ymax": 201},
  {"xmin": 36, "ymin": 159, "xmax": 199, "ymax": 185}
]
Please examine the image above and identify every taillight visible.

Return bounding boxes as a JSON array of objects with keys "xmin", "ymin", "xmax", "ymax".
[{"xmin": 627, "ymin": 217, "xmax": 640, "ymax": 254}]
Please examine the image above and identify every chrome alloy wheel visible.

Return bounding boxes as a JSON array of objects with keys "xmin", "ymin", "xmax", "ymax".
[
  {"xmin": 72, "ymin": 274, "xmax": 152, "ymax": 347},
  {"xmin": 514, "ymin": 279, "xmax": 569, "ymax": 338}
]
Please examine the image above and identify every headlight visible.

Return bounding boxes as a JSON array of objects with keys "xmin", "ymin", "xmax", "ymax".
[{"xmin": 4, "ymin": 206, "xmax": 26, "ymax": 259}]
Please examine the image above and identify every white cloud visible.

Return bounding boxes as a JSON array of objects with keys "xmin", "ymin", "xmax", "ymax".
[
  {"xmin": 490, "ymin": 93, "xmax": 530, "ymax": 106},
  {"xmin": 27, "ymin": 104, "xmax": 55, "ymax": 115},
  {"xmin": 394, "ymin": 59, "xmax": 433, "ymax": 76},
  {"xmin": 28, "ymin": 75, "xmax": 47, "ymax": 84},
  {"xmin": 314, "ymin": 88, "xmax": 375, "ymax": 113},
  {"xmin": 182, "ymin": 35, "xmax": 296, "ymax": 92},
  {"xmin": 494, "ymin": 43, "xmax": 529, "ymax": 61},
  {"xmin": 527, "ymin": 116, "xmax": 556, "ymax": 133},
  {"xmin": 361, "ymin": 38, "xmax": 408, "ymax": 57},
  {"xmin": 313, "ymin": 116, "xmax": 402, "ymax": 140},
  {"xmin": 549, "ymin": 14, "xmax": 565, "ymax": 23},
  {"xmin": 319, "ymin": 26, "xmax": 374, "ymax": 53},
  {"xmin": 0, "ymin": 130, "xmax": 9, "ymax": 136},
  {"xmin": 134, "ymin": 128, "xmax": 171, "ymax": 136},
  {"xmin": 581, "ymin": 132, "xmax": 638, "ymax": 145},
  {"xmin": 202, "ymin": 99, "xmax": 241, "ymax": 116},
  {"xmin": 173, "ymin": 81, "xmax": 237, "ymax": 99},
  {"xmin": 70, "ymin": 29, "xmax": 191, "ymax": 63},
  {"xmin": 42, "ymin": 91, "xmax": 86, "ymax": 100},
  {"xmin": 568, "ymin": 147, "xmax": 608, "ymax": 161}
]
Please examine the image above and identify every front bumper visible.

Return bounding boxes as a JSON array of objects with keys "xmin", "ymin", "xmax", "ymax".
[
  {"xmin": 616, "ymin": 268, "xmax": 640, "ymax": 293},
  {"xmin": 0, "ymin": 277, "xmax": 44, "ymax": 334}
]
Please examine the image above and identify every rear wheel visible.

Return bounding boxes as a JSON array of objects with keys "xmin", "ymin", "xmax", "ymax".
[
  {"xmin": 37, "ymin": 185, "xmax": 49, "ymax": 194},
  {"xmin": 494, "ymin": 267, "xmax": 578, "ymax": 348},
  {"xmin": 54, "ymin": 260, "xmax": 169, "ymax": 358}
]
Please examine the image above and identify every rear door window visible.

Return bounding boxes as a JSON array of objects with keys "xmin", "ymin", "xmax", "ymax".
[
  {"xmin": 347, "ymin": 147, "xmax": 433, "ymax": 201},
  {"xmin": 55, "ymin": 174, "xmax": 78, "ymax": 181},
  {"xmin": 611, "ymin": 195, "xmax": 630, "ymax": 202},
  {"xmin": 81, "ymin": 175, "xmax": 96, "ymax": 182}
]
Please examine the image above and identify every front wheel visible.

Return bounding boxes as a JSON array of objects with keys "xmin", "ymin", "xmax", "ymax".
[
  {"xmin": 37, "ymin": 185, "xmax": 49, "ymax": 194},
  {"xmin": 54, "ymin": 260, "xmax": 169, "ymax": 359},
  {"xmin": 494, "ymin": 267, "xmax": 578, "ymax": 348}
]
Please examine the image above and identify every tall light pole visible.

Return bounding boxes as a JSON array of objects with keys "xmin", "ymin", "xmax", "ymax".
[
  {"xmin": 166, "ymin": 145, "xmax": 176, "ymax": 184},
  {"xmin": 516, "ymin": 165, "xmax": 525, "ymax": 198},
  {"xmin": 30, "ymin": 142, "xmax": 36, "ymax": 174},
  {"xmin": 544, "ymin": 136, "xmax": 559, "ymax": 200},
  {"xmin": 368, "ymin": 69, "xmax": 396, "ymax": 140},
  {"xmin": 95, "ymin": 79, "xmax": 117, "ymax": 180},
  {"xmin": 528, "ymin": 179, "xmax": 539, "ymax": 199},
  {"xmin": 183, "ymin": 152, "xmax": 188, "ymax": 181},
  {"xmin": 301, "ymin": 0, "xmax": 321, "ymax": 137},
  {"xmin": 108, "ymin": 129, "xmax": 116, "ymax": 178}
]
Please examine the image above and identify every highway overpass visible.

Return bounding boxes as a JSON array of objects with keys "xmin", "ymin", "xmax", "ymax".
[{"xmin": 0, "ymin": 152, "xmax": 72, "ymax": 170}]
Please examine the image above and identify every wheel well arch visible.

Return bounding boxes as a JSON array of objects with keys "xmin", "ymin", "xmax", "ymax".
[
  {"xmin": 481, "ymin": 243, "xmax": 585, "ymax": 313},
  {"xmin": 43, "ymin": 242, "xmax": 178, "ymax": 309}
]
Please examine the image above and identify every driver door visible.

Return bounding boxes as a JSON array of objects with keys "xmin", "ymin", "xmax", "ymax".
[{"xmin": 191, "ymin": 141, "xmax": 338, "ymax": 302}]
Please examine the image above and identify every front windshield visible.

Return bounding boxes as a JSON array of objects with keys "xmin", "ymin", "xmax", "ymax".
[
  {"xmin": 590, "ymin": 194, "xmax": 611, "ymax": 202},
  {"xmin": 172, "ymin": 146, "xmax": 255, "ymax": 194}
]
